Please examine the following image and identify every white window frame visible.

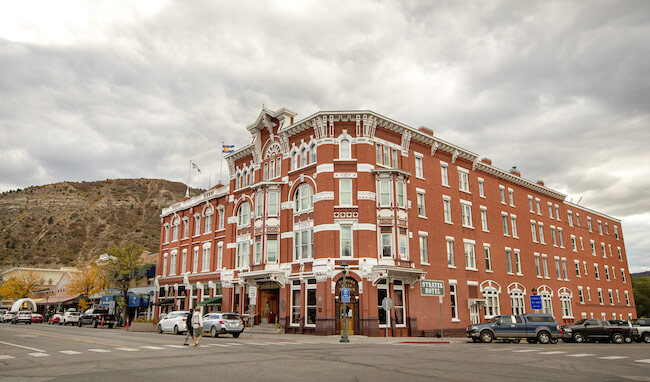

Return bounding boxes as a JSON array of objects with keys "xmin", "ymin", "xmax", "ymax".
[
  {"xmin": 484, "ymin": 244, "xmax": 492, "ymax": 272},
  {"xmin": 446, "ymin": 237, "xmax": 455, "ymax": 268},
  {"xmin": 443, "ymin": 196, "xmax": 452, "ymax": 224},
  {"xmin": 460, "ymin": 200, "xmax": 473, "ymax": 229},
  {"xmin": 415, "ymin": 155, "xmax": 424, "ymax": 179},
  {"xmin": 458, "ymin": 168, "xmax": 470, "ymax": 193},
  {"xmin": 480, "ymin": 206, "xmax": 489, "ymax": 232},
  {"xmin": 419, "ymin": 233, "xmax": 429, "ymax": 265},
  {"xmin": 340, "ymin": 224, "xmax": 353, "ymax": 258},
  {"xmin": 339, "ymin": 178, "xmax": 353, "ymax": 207},
  {"xmin": 440, "ymin": 162, "xmax": 449, "ymax": 187},
  {"xmin": 464, "ymin": 239, "xmax": 477, "ymax": 270},
  {"xmin": 202, "ymin": 243, "xmax": 211, "ymax": 272}
]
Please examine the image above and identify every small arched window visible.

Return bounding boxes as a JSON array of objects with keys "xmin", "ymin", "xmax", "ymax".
[
  {"xmin": 294, "ymin": 183, "xmax": 314, "ymax": 212},
  {"xmin": 340, "ymin": 139, "xmax": 351, "ymax": 159},
  {"xmin": 238, "ymin": 202, "xmax": 251, "ymax": 226},
  {"xmin": 292, "ymin": 152, "xmax": 299, "ymax": 170},
  {"xmin": 310, "ymin": 143, "xmax": 317, "ymax": 164}
]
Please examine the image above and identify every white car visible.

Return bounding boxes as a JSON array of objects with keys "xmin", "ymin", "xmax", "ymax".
[
  {"xmin": 157, "ymin": 311, "xmax": 189, "ymax": 335},
  {"xmin": 60, "ymin": 311, "xmax": 81, "ymax": 325}
]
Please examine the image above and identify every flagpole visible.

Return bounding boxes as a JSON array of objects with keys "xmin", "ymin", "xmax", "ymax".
[
  {"xmin": 220, "ymin": 141, "xmax": 224, "ymax": 184},
  {"xmin": 186, "ymin": 159, "xmax": 191, "ymax": 197}
]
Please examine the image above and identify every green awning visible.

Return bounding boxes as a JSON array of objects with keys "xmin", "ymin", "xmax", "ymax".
[{"xmin": 197, "ymin": 296, "xmax": 222, "ymax": 306}]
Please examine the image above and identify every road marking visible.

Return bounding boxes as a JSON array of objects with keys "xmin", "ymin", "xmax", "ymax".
[
  {"xmin": 116, "ymin": 348, "xmax": 138, "ymax": 352},
  {"xmin": 59, "ymin": 350, "xmax": 82, "ymax": 355},
  {"xmin": 249, "ymin": 342, "xmax": 271, "ymax": 346},
  {"xmin": 28, "ymin": 353, "xmax": 49, "ymax": 357},
  {"xmin": 1, "ymin": 328, "xmax": 123, "ymax": 348},
  {"xmin": 568, "ymin": 353, "xmax": 595, "ymax": 357},
  {"xmin": 635, "ymin": 359, "xmax": 650, "ymax": 364},
  {"xmin": 512, "ymin": 349, "xmax": 540, "ymax": 353},
  {"xmin": 88, "ymin": 349, "xmax": 111, "ymax": 353},
  {"xmin": 140, "ymin": 346, "xmax": 165, "ymax": 350},
  {"xmin": 0, "ymin": 340, "xmax": 45, "ymax": 353},
  {"xmin": 0, "ymin": 355, "xmax": 15, "ymax": 360},
  {"xmin": 163, "ymin": 345, "xmax": 187, "ymax": 348},
  {"xmin": 600, "ymin": 356, "xmax": 628, "ymax": 360},
  {"xmin": 539, "ymin": 351, "xmax": 566, "ymax": 355},
  {"xmin": 208, "ymin": 344, "xmax": 231, "ymax": 347},
  {"xmin": 227, "ymin": 342, "xmax": 242, "ymax": 346}
]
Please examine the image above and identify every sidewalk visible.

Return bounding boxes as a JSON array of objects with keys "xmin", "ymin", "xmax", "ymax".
[{"xmin": 240, "ymin": 331, "xmax": 468, "ymax": 344}]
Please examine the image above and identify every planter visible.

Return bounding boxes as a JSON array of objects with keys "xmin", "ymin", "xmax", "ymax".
[{"xmin": 129, "ymin": 322, "xmax": 157, "ymax": 332}]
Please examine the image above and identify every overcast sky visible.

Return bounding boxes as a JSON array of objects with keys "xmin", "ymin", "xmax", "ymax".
[{"xmin": 0, "ymin": 0, "xmax": 648, "ymax": 272}]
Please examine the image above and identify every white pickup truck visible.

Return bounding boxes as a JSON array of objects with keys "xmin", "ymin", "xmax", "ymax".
[{"xmin": 632, "ymin": 318, "xmax": 650, "ymax": 343}]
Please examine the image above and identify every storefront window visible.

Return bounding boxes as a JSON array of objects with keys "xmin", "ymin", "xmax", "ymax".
[
  {"xmin": 377, "ymin": 280, "xmax": 388, "ymax": 326},
  {"xmin": 306, "ymin": 280, "xmax": 317, "ymax": 327},
  {"xmin": 393, "ymin": 281, "xmax": 405, "ymax": 326},
  {"xmin": 291, "ymin": 282, "xmax": 301, "ymax": 326}
]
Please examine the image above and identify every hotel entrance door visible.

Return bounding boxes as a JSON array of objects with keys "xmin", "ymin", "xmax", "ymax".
[
  {"xmin": 260, "ymin": 289, "xmax": 279, "ymax": 324},
  {"xmin": 339, "ymin": 303, "xmax": 354, "ymax": 335}
]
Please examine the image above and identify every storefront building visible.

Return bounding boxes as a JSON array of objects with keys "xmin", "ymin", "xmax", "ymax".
[{"xmin": 154, "ymin": 107, "xmax": 636, "ymax": 336}]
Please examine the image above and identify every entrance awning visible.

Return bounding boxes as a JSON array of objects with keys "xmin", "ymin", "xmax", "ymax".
[
  {"xmin": 467, "ymin": 298, "xmax": 487, "ymax": 308},
  {"xmin": 237, "ymin": 269, "xmax": 287, "ymax": 286},
  {"xmin": 153, "ymin": 298, "xmax": 174, "ymax": 306},
  {"xmin": 371, "ymin": 266, "xmax": 426, "ymax": 287},
  {"xmin": 197, "ymin": 296, "xmax": 222, "ymax": 306},
  {"xmin": 43, "ymin": 294, "xmax": 80, "ymax": 305}
]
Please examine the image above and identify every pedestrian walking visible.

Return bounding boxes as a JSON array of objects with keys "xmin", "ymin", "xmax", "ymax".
[
  {"xmin": 183, "ymin": 308, "xmax": 194, "ymax": 346},
  {"xmin": 192, "ymin": 308, "xmax": 203, "ymax": 346}
]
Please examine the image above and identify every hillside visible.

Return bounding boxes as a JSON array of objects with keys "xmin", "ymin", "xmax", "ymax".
[
  {"xmin": 632, "ymin": 271, "xmax": 650, "ymax": 278},
  {"xmin": 0, "ymin": 179, "xmax": 202, "ymax": 269}
]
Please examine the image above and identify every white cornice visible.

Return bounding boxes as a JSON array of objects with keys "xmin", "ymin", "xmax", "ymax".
[
  {"xmin": 564, "ymin": 201, "xmax": 621, "ymax": 223},
  {"xmin": 161, "ymin": 186, "xmax": 230, "ymax": 217}
]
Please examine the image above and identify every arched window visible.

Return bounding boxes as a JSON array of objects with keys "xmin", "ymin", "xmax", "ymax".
[
  {"xmin": 510, "ymin": 289, "xmax": 525, "ymax": 315},
  {"xmin": 238, "ymin": 202, "xmax": 251, "ymax": 226},
  {"xmin": 242, "ymin": 170, "xmax": 248, "ymax": 187},
  {"xmin": 559, "ymin": 287, "xmax": 574, "ymax": 319},
  {"xmin": 204, "ymin": 208, "xmax": 213, "ymax": 233},
  {"xmin": 340, "ymin": 139, "xmax": 351, "ymax": 159},
  {"xmin": 310, "ymin": 143, "xmax": 317, "ymax": 164},
  {"xmin": 292, "ymin": 151, "xmax": 299, "ymax": 170},
  {"xmin": 294, "ymin": 183, "xmax": 313, "ymax": 212},
  {"xmin": 301, "ymin": 148, "xmax": 307, "ymax": 167},
  {"xmin": 172, "ymin": 218, "xmax": 180, "ymax": 241}
]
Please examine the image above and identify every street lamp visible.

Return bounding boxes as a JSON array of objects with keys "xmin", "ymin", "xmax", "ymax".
[{"xmin": 340, "ymin": 262, "xmax": 349, "ymax": 343}]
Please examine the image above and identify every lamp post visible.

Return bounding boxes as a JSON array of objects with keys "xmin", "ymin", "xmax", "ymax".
[{"xmin": 340, "ymin": 262, "xmax": 350, "ymax": 343}]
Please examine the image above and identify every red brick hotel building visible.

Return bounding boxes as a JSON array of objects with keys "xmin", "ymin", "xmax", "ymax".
[{"xmin": 155, "ymin": 107, "xmax": 635, "ymax": 336}]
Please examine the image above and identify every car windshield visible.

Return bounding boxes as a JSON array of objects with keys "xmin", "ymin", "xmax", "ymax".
[
  {"xmin": 222, "ymin": 314, "xmax": 240, "ymax": 320},
  {"xmin": 486, "ymin": 317, "xmax": 498, "ymax": 323},
  {"xmin": 573, "ymin": 319, "xmax": 587, "ymax": 325}
]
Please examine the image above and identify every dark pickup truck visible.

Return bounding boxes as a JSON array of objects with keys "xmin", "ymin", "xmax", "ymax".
[
  {"xmin": 562, "ymin": 319, "xmax": 636, "ymax": 344},
  {"xmin": 466, "ymin": 314, "xmax": 561, "ymax": 344},
  {"xmin": 78, "ymin": 308, "xmax": 116, "ymax": 328}
]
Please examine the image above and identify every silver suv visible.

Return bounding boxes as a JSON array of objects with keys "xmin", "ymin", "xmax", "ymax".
[{"xmin": 203, "ymin": 313, "xmax": 244, "ymax": 338}]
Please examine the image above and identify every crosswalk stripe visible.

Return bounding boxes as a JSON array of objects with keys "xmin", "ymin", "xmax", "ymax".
[
  {"xmin": 59, "ymin": 350, "xmax": 82, "ymax": 355},
  {"xmin": 0, "ymin": 355, "xmax": 15, "ymax": 360},
  {"xmin": 249, "ymin": 343, "xmax": 270, "ymax": 346},
  {"xmin": 208, "ymin": 344, "xmax": 231, "ymax": 347},
  {"xmin": 116, "ymin": 348, "xmax": 138, "ymax": 352},
  {"xmin": 226, "ymin": 342, "xmax": 243, "ymax": 346},
  {"xmin": 488, "ymin": 348, "xmax": 509, "ymax": 351},
  {"xmin": 163, "ymin": 345, "xmax": 187, "ymax": 348},
  {"xmin": 140, "ymin": 346, "xmax": 164, "ymax": 350},
  {"xmin": 568, "ymin": 353, "xmax": 594, "ymax": 357},
  {"xmin": 28, "ymin": 353, "xmax": 49, "ymax": 357},
  {"xmin": 512, "ymin": 349, "xmax": 540, "ymax": 353},
  {"xmin": 539, "ymin": 351, "xmax": 566, "ymax": 355},
  {"xmin": 88, "ymin": 349, "xmax": 111, "ymax": 353},
  {"xmin": 600, "ymin": 356, "xmax": 628, "ymax": 360},
  {"xmin": 635, "ymin": 359, "xmax": 650, "ymax": 364}
]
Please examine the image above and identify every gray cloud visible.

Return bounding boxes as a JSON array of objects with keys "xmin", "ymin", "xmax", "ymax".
[{"xmin": 0, "ymin": 0, "xmax": 649, "ymax": 270}]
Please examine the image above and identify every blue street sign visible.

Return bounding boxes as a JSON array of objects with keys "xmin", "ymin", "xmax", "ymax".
[
  {"xmin": 341, "ymin": 288, "xmax": 351, "ymax": 303},
  {"xmin": 530, "ymin": 295, "xmax": 542, "ymax": 310}
]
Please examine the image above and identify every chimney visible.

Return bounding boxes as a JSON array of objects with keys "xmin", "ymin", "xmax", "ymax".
[
  {"xmin": 481, "ymin": 157, "xmax": 492, "ymax": 165},
  {"xmin": 418, "ymin": 126, "xmax": 433, "ymax": 136},
  {"xmin": 537, "ymin": 180, "xmax": 545, "ymax": 186},
  {"xmin": 509, "ymin": 166, "xmax": 521, "ymax": 177}
]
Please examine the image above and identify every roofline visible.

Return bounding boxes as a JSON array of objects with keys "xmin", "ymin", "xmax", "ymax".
[{"xmin": 564, "ymin": 200, "xmax": 621, "ymax": 223}]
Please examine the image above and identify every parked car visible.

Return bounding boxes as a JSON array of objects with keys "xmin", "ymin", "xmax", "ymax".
[
  {"xmin": 12, "ymin": 311, "xmax": 33, "ymax": 325},
  {"xmin": 2, "ymin": 311, "xmax": 16, "ymax": 323},
  {"xmin": 203, "ymin": 313, "xmax": 244, "ymax": 338},
  {"xmin": 631, "ymin": 318, "xmax": 650, "ymax": 343},
  {"xmin": 31, "ymin": 313, "xmax": 44, "ymax": 323},
  {"xmin": 608, "ymin": 320, "xmax": 638, "ymax": 343},
  {"xmin": 60, "ymin": 311, "xmax": 81, "ymax": 326},
  {"xmin": 157, "ymin": 311, "xmax": 189, "ymax": 335},
  {"xmin": 78, "ymin": 308, "xmax": 116, "ymax": 328},
  {"xmin": 466, "ymin": 314, "xmax": 561, "ymax": 344},
  {"xmin": 562, "ymin": 319, "xmax": 635, "ymax": 344},
  {"xmin": 48, "ymin": 314, "xmax": 62, "ymax": 325}
]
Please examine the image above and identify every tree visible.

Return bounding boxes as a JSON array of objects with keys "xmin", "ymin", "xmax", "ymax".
[
  {"xmin": 632, "ymin": 276, "xmax": 650, "ymax": 318},
  {"xmin": 68, "ymin": 262, "xmax": 107, "ymax": 311},
  {"xmin": 103, "ymin": 242, "xmax": 143, "ymax": 324},
  {"xmin": 0, "ymin": 270, "xmax": 44, "ymax": 300}
]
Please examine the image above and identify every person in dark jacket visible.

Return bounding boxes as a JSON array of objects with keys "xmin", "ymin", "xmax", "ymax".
[{"xmin": 183, "ymin": 308, "xmax": 194, "ymax": 346}]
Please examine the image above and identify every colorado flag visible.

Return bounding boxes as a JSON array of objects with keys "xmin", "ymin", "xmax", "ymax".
[{"xmin": 222, "ymin": 145, "xmax": 235, "ymax": 153}]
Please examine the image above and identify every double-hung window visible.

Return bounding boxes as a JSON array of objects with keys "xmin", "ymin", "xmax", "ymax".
[
  {"xmin": 254, "ymin": 237, "xmax": 263, "ymax": 265},
  {"xmin": 484, "ymin": 245, "xmax": 492, "ymax": 271},
  {"xmin": 397, "ymin": 181, "xmax": 406, "ymax": 208},
  {"xmin": 506, "ymin": 248, "xmax": 513, "ymax": 274},
  {"xmin": 419, "ymin": 234, "xmax": 428, "ymax": 264},
  {"xmin": 510, "ymin": 215, "xmax": 518, "ymax": 238},
  {"xmin": 480, "ymin": 207, "xmax": 488, "ymax": 232},
  {"xmin": 499, "ymin": 186, "xmax": 506, "ymax": 204},
  {"xmin": 294, "ymin": 229, "xmax": 314, "ymax": 261},
  {"xmin": 446, "ymin": 237, "xmax": 455, "ymax": 267},
  {"xmin": 478, "ymin": 178, "xmax": 485, "ymax": 197},
  {"xmin": 398, "ymin": 228, "xmax": 408, "ymax": 260},
  {"xmin": 266, "ymin": 235, "xmax": 278, "ymax": 263},
  {"xmin": 236, "ymin": 242, "xmax": 250, "ymax": 269},
  {"xmin": 458, "ymin": 169, "xmax": 469, "ymax": 192},
  {"xmin": 379, "ymin": 179, "xmax": 390, "ymax": 207},
  {"xmin": 380, "ymin": 228, "xmax": 393, "ymax": 258},
  {"xmin": 340, "ymin": 225, "xmax": 352, "ymax": 258},
  {"xmin": 443, "ymin": 196, "xmax": 452, "ymax": 223},
  {"xmin": 440, "ymin": 163, "xmax": 449, "ymax": 186},
  {"xmin": 194, "ymin": 215, "xmax": 201, "ymax": 236},
  {"xmin": 415, "ymin": 155, "xmax": 424, "ymax": 178},
  {"xmin": 464, "ymin": 240, "xmax": 476, "ymax": 270},
  {"xmin": 417, "ymin": 191, "xmax": 426, "ymax": 217},
  {"xmin": 202, "ymin": 244, "xmax": 211, "ymax": 272},
  {"xmin": 460, "ymin": 201, "xmax": 473, "ymax": 228},
  {"xmin": 339, "ymin": 179, "xmax": 353, "ymax": 206},
  {"xmin": 534, "ymin": 253, "xmax": 541, "ymax": 277},
  {"xmin": 514, "ymin": 250, "xmax": 522, "ymax": 275},
  {"xmin": 542, "ymin": 255, "xmax": 549, "ymax": 278},
  {"xmin": 502, "ymin": 213, "xmax": 509, "ymax": 236},
  {"xmin": 267, "ymin": 191, "xmax": 279, "ymax": 216},
  {"xmin": 538, "ymin": 223, "xmax": 545, "ymax": 244}
]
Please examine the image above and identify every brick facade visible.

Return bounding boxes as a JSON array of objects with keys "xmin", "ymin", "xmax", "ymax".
[{"xmin": 154, "ymin": 107, "xmax": 636, "ymax": 336}]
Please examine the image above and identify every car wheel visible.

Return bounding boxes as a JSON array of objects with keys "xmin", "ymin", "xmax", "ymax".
[
  {"xmin": 480, "ymin": 330, "xmax": 493, "ymax": 343},
  {"xmin": 233, "ymin": 332, "xmax": 241, "ymax": 339},
  {"xmin": 526, "ymin": 338, "xmax": 537, "ymax": 344},
  {"xmin": 625, "ymin": 337, "xmax": 632, "ymax": 343},
  {"xmin": 174, "ymin": 325, "xmax": 179, "ymax": 335},
  {"xmin": 612, "ymin": 333, "xmax": 624, "ymax": 344},
  {"xmin": 537, "ymin": 331, "xmax": 551, "ymax": 344},
  {"xmin": 211, "ymin": 327, "xmax": 217, "ymax": 338},
  {"xmin": 158, "ymin": 325, "xmax": 163, "ymax": 334},
  {"xmin": 643, "ymin": 333, "xmax": 650, "ymax": 343},
  {"xmin": 512, "ymin": 339, "xmax": 521, "ymax": 344},
  {"xmin": 572, "ymin": 332, "xmax": 585, "ymax": 343}
]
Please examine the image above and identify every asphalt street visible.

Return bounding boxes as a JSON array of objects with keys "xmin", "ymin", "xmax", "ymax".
[{"xmin": 1, "ymin": 323, "xmax": 649, "ymax": 382}]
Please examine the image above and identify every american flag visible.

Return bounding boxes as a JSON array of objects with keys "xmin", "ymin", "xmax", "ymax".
[{"xmin": 191, "ymin": 161, "xmax": 201, "ymax": 173}]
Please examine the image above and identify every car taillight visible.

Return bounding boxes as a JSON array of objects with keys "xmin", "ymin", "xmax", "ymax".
[
  {"xmin": 219, "ymin": 320, "xmax": 225, "ymax": 324},
  {"xmin": 182, "ymin": 318, "xmax": 186, "ymax": 321}
]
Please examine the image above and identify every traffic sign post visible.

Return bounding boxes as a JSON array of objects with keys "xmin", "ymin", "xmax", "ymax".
[
  {"xmin": 530, "ymin": 295, "xmax": 542, "ymax": 311},
  {"xmin": 382, "ymin": 297, "xmax": 392, "ymax": 342}
]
